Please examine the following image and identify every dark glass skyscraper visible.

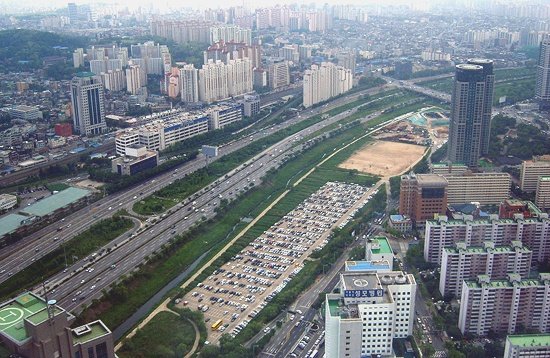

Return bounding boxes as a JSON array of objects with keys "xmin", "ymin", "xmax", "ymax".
[
  {"xmin": 536, "ymin": 34, "xmax": 550, "ymax": 110},
  {"xmin": 467, "ymin": 58, "xmax": 494, "ymax": 156},
  {"xmin": 447, "ymin": 64, "xmax": 486, "ymax": 168}
]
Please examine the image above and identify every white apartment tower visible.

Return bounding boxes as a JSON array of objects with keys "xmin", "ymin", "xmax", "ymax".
[
  {"xmin": 180, "ymin": 64, "xmax": 200, "ymax": 103},
  {"xmin": 198, "ymin": 59, "xmax": 252, "ymax": 103},
  {"xmin": 126, "ymin": 65, "xmax": 143, "ymax": 95},
  {"xmin": 268, "ymin": 60, "xmax": 290, "ymax": 90},
  {"xmin": 303, "ymin": 62, "xmax": 353, "ymax": 108},
  {"xmin": 325, "ymin": 271, "xmax": 416, "ymax": 358},
  {"xmin": 70, "ymin": 73, "xmax": 107, "ymax": 136}
]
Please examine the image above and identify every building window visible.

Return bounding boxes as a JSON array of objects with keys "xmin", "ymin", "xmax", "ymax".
[
  {"xmin": 95, "ymin": 342, "xmax": 108, "ymax": 358},
  {"xmin": 74, "ymin": 352, "xmax": 81, "ymax": 358},
  {"xmin": 88, "ymin": 347, "xmax": 95, "ymax": 358}
]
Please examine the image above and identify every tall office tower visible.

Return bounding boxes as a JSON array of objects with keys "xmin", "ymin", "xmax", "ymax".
[
  {"xmin": 70, "ymin": 73, "xmax": 107, "ymax": 136},
  {"xmin": 67, "ymin": 2, "xmax": 78, "ymax": 23},
  {"xmin": 337, "ymin": 50, "xmax": 357, "ymax": 76},
  {"xmin": 467, "ymin": 59, "xmax": 494, "ymax": 155},
  {"xmin": 325, "ymin": 271, "xmax": 416, "ymax": 357},
  {"xmin": 303, "ymin": 62, "xmax": 353, "ymax": 108},
  {"xmin": 458, "ymin": 273, "xmax": 550, "ymax": 336},
  {"xmin": 268, "ymin": 60, "xmax": 290, "ymax": 90},
  {"xmin": 180, "ymin": 64, "xmax": 199, "ymax": 103},
  {"xmin": 125, "ymin": 65, "xmax": 143, "ymax": 95},
  {"xmin": 447, "ymin": 64, "xmax": 486, "ymax": 168},
  {"xmin": 536, "ymin": 35, "xmax": 550, "ymax": 110},
  {"xmin": 398, "ymin": 173, "xmax": 448, "ymax": 226},
  {"xmin": 72, "ymin": 48, "xmax": 84, "ymax": 68}
]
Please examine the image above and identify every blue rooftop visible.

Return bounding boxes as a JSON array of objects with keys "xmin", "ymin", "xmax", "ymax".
[
  {"xmin": 345, "ymin": 261, "xmax": 390, "ymax": 272},
  {"xmin": 390, "ymin": 214, "xmax": 409, "ymax": 222}
]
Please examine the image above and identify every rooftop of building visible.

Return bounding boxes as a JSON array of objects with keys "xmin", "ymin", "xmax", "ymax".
[
  {"xmin": 71, "ymin": 320, "xmax": 111, "ymax": 345},
  {"xmin": 0, "ymin": 292, "xmax": 66, "ymax": 343},
  {"xmin": 507, "ymin": 334, "xmax": 550, "ymax": 348},
  {"xmin": 432, "ymin": 162, "xmax": 466, "ymax": 168},
  {"xmin": 0, "ymin": 214, "xmax": 32, "ymax": 238},
  {"xmin": 389, "ymin": 214, "xmax": 411, "ymax": 222},
  {"xmin": 20, "ymin": 187, "xmax": 90, "ymax": 217},
  {"xmin": 345, "ymin": 261, "xmax": 391, "ymax": 272},
  {"xmin": 465, "ymin": 274, "xmax": 549, "ymax": 289},
  {"xmin": 415, "ymin": 174, "xmax": 448, "ymax": 187},
  {"xmin": 369, "ymin": 236, "xmax": 393, "ymax": 255},
  {"xmin": 75, "ymin": 72, "xmax": 96, "ymax": 78}
]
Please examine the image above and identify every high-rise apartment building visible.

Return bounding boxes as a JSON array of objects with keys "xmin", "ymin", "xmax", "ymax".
[
  {"xmin": 467, "ymin": 59, "xmax": 494, "ymax": 156},
  {"xmin": 443, "ymin": 171, "xmax": 510, "ymax": 205},
  {"xmin": 73, "ymin": 48, "xmax": 84, "ymax": 68},
  {"xmin": 439, "ymin": 241, "xmax": 532, "ymax": 297},
  {"xmin": 180, "ymin": 64, "xmax": 199, "ymax": 103},
  {"xmin": 424, "ymin": 205, "xmax": 550, "ymax": 265},
  {"xmin": 101, "ymin": 69, "xmax": 126, "ymax": 92},
  {"xmin": 203, "ymin": 41, "xmax": 261, "ymax": 69},
  {"xmin": 536, "ymin": 34, "xmax": 550, "ymax": 110},
  {"xmin": 337, "ymin": 50, "xmax": 357, "ymax": 76},
  {"xmin": 399, "ymin": 173, "xmax": 448, "ymax": 226},
  {"xmin": 325, "ymin": 271, "xmax": 416, "ymax": 358},
  {"xmin": 447, "ymin": 63, "xmax": 487, "ymax": 167},
  {"xmin": 268, "ymin": 60, "xmax": 290, "ymax": 90},
  {"xmin": 458, "ymin": 273, "xmax": 550, "ymax": 336},
  {"xmin": 70, "ymin": 73, "xmax": 107, "ymax": 136},
  {"xmin": 303, "ymin": 62, "xmax": 353, "ymax": 108},
  {"xmin": 521, "ymin": 155, "xmax": 550, "ymax": 192},
  {"xmin": 198, "ymin": 59, "xmax": 253, "ymax": 103},
  {"xmin": 125, "ymin": 65, "xmax": 143, "ymax": 95},
  {"xmin": 504, "ymin": 334, "xmax": 550, "ymax": 358},
  {"xmin": 536, "ymin": 177, "xmax": 550, "ymax": 210}
]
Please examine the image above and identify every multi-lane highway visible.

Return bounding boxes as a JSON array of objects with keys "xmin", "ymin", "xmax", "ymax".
[
  {"xmin": 0, "ymin": 83, "xmax": 395, "ymax": 316},
  {"xmin": 0, "ymin": 83, "xmax": 393, "ymax": 285}
]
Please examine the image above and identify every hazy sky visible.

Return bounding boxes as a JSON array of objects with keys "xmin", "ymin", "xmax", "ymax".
[{"xmin": 0, "ymin": 0, "xmax": 426, "ymax": 13}]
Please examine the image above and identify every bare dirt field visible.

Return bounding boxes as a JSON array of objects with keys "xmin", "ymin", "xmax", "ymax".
[{"xmin": 339, "ymin": 140, "xmax": 426, "ymax": 178}]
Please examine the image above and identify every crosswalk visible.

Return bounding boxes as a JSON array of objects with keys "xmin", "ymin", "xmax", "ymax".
[{"xmin": 433, "ymin": 350, "xmax": 447, "ymax": 358}]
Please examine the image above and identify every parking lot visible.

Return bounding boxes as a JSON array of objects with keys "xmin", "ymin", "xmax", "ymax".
[{"xmin": 181, "ymin": 181, "xmax": 374, "ymax": 343}]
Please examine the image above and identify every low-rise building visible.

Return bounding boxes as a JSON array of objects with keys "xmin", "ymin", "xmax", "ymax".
[
  {"xmin": 458, "ymin": 274, "xmax": 550, "ymax": 336},
  {"xmin": 111, "ymin": 144, "xmax": 158, "ymax": 176},
  {"xmin": 366, "ymin": 237, "xmax": 393, "ymax": 268},
  {"xmin": 242, "ymin": 94, "xmax": 260, "ymax": 117},
  {"xmin": 388, "ymin": 214, "xmax": 412, "ymax": 233},
  {"xmin": 0, "ymin": 193, "xmax": 17, "ymax": 211},
  {"xmin": 439, "ymin": 241, "xmax": 532, "ymax": 297},
  {"xmin": 114, "ymin": 103, "xmax": 243, "ymax": 155},
  {"xmin": 325, "ymin": 271, "xmax": 416, "ymax": 358},
  {"xmin": 8, "ymin": 105, "xmax": 43, "ymax": 121},
  {"xmin": 504, "ymin": 334, "xmax": 550, "ymax": 358}
]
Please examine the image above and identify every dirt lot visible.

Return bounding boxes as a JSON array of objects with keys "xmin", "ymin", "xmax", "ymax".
[{"xmin": 339, "ymin": 140, "xmax": 426, "ymax": 178}]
